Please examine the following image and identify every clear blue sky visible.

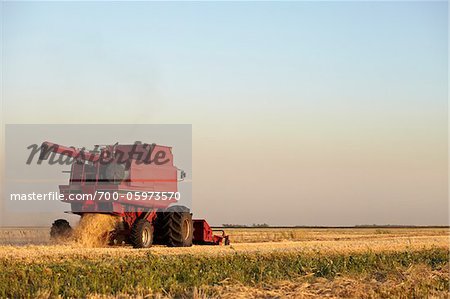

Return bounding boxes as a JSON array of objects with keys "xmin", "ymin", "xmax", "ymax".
[{"xmin": 1, "ymin": 1, "xmax": 448, "ymax": 226}]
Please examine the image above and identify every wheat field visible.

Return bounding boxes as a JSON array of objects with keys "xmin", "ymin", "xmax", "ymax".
[{"xmin": 0, "ymin": 227, "xmax": 448, "ymax": 298}]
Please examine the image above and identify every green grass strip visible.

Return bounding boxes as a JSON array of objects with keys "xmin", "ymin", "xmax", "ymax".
[{"xmin": 0, "ymin": 248, "xmax": 448, "ymax": 298}]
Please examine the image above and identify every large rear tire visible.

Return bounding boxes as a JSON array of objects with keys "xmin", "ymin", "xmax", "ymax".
[
  {"xmin": 130, "ymin": 219, "xmax": 153, "ymax": 248},
  {"xmin": 156, "ymin": 205, "xmax": 193, "ymax": 247},
  {"xmin": 50, "ymin": 219, "xmax": 72, "ymax": 240}
]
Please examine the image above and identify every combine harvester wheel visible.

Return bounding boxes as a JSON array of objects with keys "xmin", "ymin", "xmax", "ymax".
[
  {"xmin": 130, "ymin": 219, "xmax": 153, "ymax": 248},
  {"xmin": 155, "ymin": 205, "xmax": 193, "ymax": 247},
  {"xmin": 50, "ymin": 219, "xmax": 73, "ymax": 239}
]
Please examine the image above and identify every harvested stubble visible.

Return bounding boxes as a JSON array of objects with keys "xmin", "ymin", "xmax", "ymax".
[
  {"xmin": 0, "ymin": 227, "xmax": 49, "ymax": 245},
  {"xmin": 225, "ymin": 227, "xmax": 449, "ymax": 243},
  {"xmin": 0, "ymin": 228, "xmax": 448, "ymax": 262}
]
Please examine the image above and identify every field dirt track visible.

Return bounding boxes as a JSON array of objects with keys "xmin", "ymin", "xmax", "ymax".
[{"xmin": 0, "ymin": 227, "xmax": 448, "ymax": 298}]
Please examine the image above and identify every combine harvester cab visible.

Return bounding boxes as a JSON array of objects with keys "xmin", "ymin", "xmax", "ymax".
[{"xmin": 40, "ymin": 141, "xmax": 229, "ymax": 248}]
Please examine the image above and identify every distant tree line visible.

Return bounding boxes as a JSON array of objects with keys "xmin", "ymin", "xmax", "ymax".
[{"xmin": 222, "ymin": 223, "xmax": 270, "ymax": 228}]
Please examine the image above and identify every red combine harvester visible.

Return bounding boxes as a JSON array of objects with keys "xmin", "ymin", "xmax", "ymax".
[{"xmin": 39, "ymin": 141, "xmax": 229, "ymax": 248}]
